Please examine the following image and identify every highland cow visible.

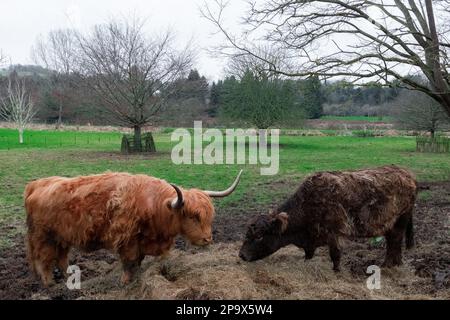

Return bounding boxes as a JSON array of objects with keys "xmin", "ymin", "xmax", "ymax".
[
  {"xmin": 25, "ymin": 170, "xmax": 242, "ymax": 286},
  {"xmin": 239, "ymin": 166, "xmax": 417, "ymax": 271}
]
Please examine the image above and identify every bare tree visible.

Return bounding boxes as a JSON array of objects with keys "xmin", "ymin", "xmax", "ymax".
[
  {"xmin": 226, "ymin": 45, "xmax": 288, "ymax": 80},
  {"xmin": 0, "ymin": 51, "xmax": 6, "ymax": 66},
  {"xmin": 0, "ymin": 74, "xmax": 37, "ymax": 144},
  {"xmin": 392, "ymin": 89, "xmax": 450, "ymax": 137},
  {"xmin": 32, "ymin": 29, "xmax": 78, "ymax": 128},
  {"xmin": 202, "ymin": 0, "xmax": 450, "ymax": 117},
  {"xmin": 75, "ymin": 18, "xmax": 194, "ymax": 151}
]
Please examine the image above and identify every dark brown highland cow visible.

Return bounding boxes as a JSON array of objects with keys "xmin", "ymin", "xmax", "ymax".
[
  {"xmin": 239, "ymin": 166, "xmax": 417, "ymax": 271},
  {"xmin": 25, "ymin": 170, "xmax": 242, "ymax": 286}
]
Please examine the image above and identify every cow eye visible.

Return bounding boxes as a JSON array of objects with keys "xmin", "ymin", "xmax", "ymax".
[
  {"xmin": 192, "ymin": 215, "xmax": 201, "ymax": 222},
  {"xmin": 255, "ymin": 236, "xmax": 263, "ymax": 242}
]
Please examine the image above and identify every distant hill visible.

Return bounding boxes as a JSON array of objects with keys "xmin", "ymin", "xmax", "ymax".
[{"xmin": 0, "ymin": 64, "xmax": 52, "ymax": 78}]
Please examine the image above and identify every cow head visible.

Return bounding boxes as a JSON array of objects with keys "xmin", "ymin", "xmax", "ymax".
[
  {"xmin": 168, "ymin": 170, "xmax": 243, "ymax": 247},
  {"xmin": 239, "ymin": 212, "xmax": 289, "ymax": 261}
]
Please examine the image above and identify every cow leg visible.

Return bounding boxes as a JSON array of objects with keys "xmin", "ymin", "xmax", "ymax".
[
  {"xmin": 34, "ymin": 241, "xmax": 58, "ymax": 287},
  {"xmin": 55, "ymin": 245, "xmax": 70, "ymax": 280},
  {"xmin": 120, "ymin": 259, "xmax": 142, "ymax": 285},
  {"xmin": 383, "ymin": 231, "xmax": 403, "ymax": 267},
  {"xmin": 404, "ymin": 207, "xmax": 415, "ymax": 249},
  {"xmin": 27, "ymin": 228, "xmax": 59, "ymax": 287},
  {"xmin": 328, "ymin": 239, "xmax": 341, "ymax": 272},
  {"xmin": 383, "ymin": 214, "xmax": 408, "ymax": 267},
  {"xmin": 118, "ymin": 242, "xmax": 143, "ymax": 285},
  {"xmin": 304, "ymin": 246, "xmax": 316, "ymax": 260}
]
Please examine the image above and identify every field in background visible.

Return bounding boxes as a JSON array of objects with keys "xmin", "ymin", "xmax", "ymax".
[
  {"xmin": 0, "ymin": 128, "xmax": 122, "ymax": 150},
  {"xmin": 320, "ymin": 115, "xmax": 393, "ymax": 122}
]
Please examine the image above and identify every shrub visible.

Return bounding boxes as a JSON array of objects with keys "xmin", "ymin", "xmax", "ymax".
[{"xmin": 352, "ymin": 129, "xmax": 376, "ymax": 137}]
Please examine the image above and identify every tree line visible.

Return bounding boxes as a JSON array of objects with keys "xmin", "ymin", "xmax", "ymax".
[
  {"xmin": 1, "ymin": 62, "xmax": 402, "ymax": 128},
  {"xmin": 3, "ymin": 60, "xmax": 448, "ymax": 143}
]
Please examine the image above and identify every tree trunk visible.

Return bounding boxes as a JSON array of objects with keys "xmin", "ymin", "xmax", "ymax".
[
  {"xmin": 57, "ymin": 100, "xmax": 63, "ymax": 129},
  {"xmin": 133, "ymin": 125, "xmax": 142, "ymax": 152},
  {"xmin": 425, "ymin": 0, "xmax": 450, "ymax": 117},
  {"xmin": 18, "ymin": 128, "xmax": 24, "ymax": 144}
]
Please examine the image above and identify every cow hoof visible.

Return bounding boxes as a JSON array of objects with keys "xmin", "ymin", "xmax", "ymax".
[
  {"xmin": 120, "ymin": 273, "xmax": 132, "ymax": 286},
  {"xmin": 42, "ymin": 279, "xmax": 56, "ymax": 288},
  {"xmin": 53, "ymin": 268, "xmax": 67, "ymax": 283}
]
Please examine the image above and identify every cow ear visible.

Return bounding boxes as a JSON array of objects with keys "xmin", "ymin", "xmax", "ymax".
[{"xmin": 272, "ymin": 212, "xmax": 289, "ymax": 234}]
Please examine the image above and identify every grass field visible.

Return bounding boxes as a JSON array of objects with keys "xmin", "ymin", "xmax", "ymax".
[
  {"xmin": 0, "ymin": 128, "xmax": 122, "ymax": 150},
  {"xmin": 320, "ymin": 115, "xmax": 393, "ymax": 122},
  {"xmin": 1, "ymin": 127, "xmax": 449, "ymax": 246}
]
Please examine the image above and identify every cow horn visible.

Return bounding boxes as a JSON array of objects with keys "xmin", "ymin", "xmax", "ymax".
[
  {"xmin": 170, "ymin": 183, "xmax": 184, "ymax": 209},
  {"xmin": 204, "ymin": 170, "xmax": 243, "ymax": 198}
]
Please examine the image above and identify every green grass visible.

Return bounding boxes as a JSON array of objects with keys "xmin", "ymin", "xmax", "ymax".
[
  {"xmin": 418, "ymin": 190, "xmax": 433, "ymax": 201},
  {"xmin": 321, "ymin": 115, "xmax": 392, "ymax": 122},
  {"xmin": 0, "ymin": 128, "xmax": 122, "ymax": 150},
  {"xmin": 0, "ymin": 128, "xmax": 449, "ymax": 247}
]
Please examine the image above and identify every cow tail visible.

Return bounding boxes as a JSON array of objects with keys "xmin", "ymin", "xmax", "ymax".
[
  {"xmin": 25, "ymin": 207, "xmax": 36, "ymax": 273},
  {"xmin": 405, "ymin": 212, "xmax": 414, "ymax": 249}
]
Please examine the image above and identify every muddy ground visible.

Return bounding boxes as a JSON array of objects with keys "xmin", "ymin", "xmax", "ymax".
[{"xmin": 0, "ymin": 181, "xmax": 449, "ymax": 300}]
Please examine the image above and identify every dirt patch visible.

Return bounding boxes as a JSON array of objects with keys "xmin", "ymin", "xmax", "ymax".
[
  {"xmin": 0, "ymin": 240, "xmax": 117, "ymax": 300},
  {"xmin": 305, "ymin": 119, "xmax": 393, "ymax": 130},
  {"xmin": 0, "ymin": 181, "xmax": 449, "ymax": 299}
]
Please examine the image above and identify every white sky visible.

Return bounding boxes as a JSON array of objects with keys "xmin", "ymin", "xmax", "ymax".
[{"xmin": 0, "ymin": 0, "xmax": 248, "ymax": 82}]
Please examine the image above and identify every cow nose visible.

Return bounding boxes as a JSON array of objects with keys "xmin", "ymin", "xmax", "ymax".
[
  {"xmin": 239, "ymin": 251, "xmax": 248, "ymax": 261},
  {"xmin": 203, "ymin": 237, "xmax": 212, "ymax": 244}
]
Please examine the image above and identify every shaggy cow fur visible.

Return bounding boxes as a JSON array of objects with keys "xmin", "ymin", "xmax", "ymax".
[
  {"xmin": 25, "ymin": 172, "xmax": 215, "ymax": 286},
  {"xmin": 239, "ymin": 165, "xmax": 417, "ymax": 271}
]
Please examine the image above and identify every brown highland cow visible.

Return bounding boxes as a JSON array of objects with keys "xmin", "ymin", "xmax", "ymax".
[{"xmin": 25, "ymin": 170, "xmax": 242, "ymax": 286}]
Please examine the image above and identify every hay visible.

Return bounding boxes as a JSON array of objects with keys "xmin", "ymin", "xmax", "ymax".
[{"xmin": 71, "ymin": 242, "xmax": 448, "ymax": 300}]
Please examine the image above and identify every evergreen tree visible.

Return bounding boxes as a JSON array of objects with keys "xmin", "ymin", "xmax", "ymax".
[
  {"xmin": 300, "ymin": 75, "xmax": 323, "ymax": 119},
  {"xmin": 220, "ymin": 70, "xmax": 297, "ymax": 129}
]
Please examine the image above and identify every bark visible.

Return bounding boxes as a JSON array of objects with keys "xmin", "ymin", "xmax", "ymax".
[
  {"xmin": 133, "ymin": 125, "xmax": 142, "ymax": 152},
  {"xmin": 57, "ymin": 99, "xmax": 63, "ymax": 129},
  {"xmin": 19, "ymin": 128, "xmax": 24, "ymax": 144},
  {"xmin": 420, "ymin": 0, "xmax": 450, "ymax": 116}
]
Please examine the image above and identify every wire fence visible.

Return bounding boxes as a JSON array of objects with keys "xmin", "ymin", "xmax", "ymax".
[
  {"xmin": 416, "ymin": 136, "xmax": 450, "ymax": 153},
  {"xmin": 0, "ymin": 132, "xmax": 122, "ymax": 150}
]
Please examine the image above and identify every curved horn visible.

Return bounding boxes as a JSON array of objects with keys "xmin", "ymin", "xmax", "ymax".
[
  {"xmin": 170, "ymin": 183, "xmax": 184, "ymax": 209},
  {"xmin": 204, "ymin": 170, "xmax": 243, "ymax": 198}
]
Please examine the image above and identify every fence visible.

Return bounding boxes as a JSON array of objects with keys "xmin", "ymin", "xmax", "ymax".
[
  {"xmin": 121, "ymin": 132, "xmax": 156, "ymax": 153},
  {"xmin": 0, "ymin": 131, "xmax": 121, "ymax": 150},
  {"xmin": 416, "ymin": 136, "xmax": 450, "ymax": 153}
]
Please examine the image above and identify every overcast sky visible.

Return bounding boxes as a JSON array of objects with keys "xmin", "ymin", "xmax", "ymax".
[{"xmin": 0, "ymin": 0, "xmax": 247, "ymax": 82}]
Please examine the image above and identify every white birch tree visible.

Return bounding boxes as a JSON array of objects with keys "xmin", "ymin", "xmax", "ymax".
[{"xmin": 0, "ymin": 76, "xmax": 37, "ymax": 144}]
